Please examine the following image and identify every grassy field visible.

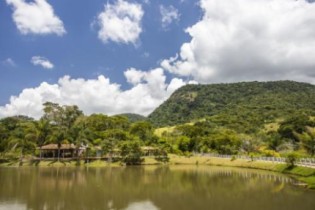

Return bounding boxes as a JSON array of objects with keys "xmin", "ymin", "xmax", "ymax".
[{"xmin": 154, "ymin": 126, "xmax": 176, "ymax": 137}]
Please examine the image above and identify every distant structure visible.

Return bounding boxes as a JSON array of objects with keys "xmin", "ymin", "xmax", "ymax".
[{"xmin": 38, "ymin": 144, "xmax": 87, "ymax": 159}]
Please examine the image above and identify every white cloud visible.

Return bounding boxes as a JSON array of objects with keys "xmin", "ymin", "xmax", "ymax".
[
  {"xmin": 161, "ymin": 0, "xmax": 315, "ymax": 84},
  {"xmin": 160, "ymin": 5, "xmax": 180, "ymax": 29},
  {"xmin": 2, "ymin": 58, "xmax": 16, "ymax": 67},
  {"xmin": 0, "ymin": 69, "xmax": 187, "ymax": 119},
  {"xmin": 31, "ymin": 56, "xmax": 54, "ymax": 69},
  {"xmin": 124, "ymin": 68, "xmax": 146, "ymax": 85},
  {"xmin": 6, "ymin": 0, "xmax": 66, "ymax": 36},
  {"xmin": 142, "ymin": 0, "xmax": 150, "ymax": 5},
  {"xmin": 96, "ymin": 0, "xmax": 144, "ymax": 44}
]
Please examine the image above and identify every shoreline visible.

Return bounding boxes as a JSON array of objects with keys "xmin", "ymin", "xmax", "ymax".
[{"xmin": 1, "ymin": 155, "xmax": 315, "ymax": 189}]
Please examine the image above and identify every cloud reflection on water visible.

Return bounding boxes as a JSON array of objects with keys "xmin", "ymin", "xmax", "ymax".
[{"xmin": 124, "ymin": 201, "xmax": 159, "ymax": 210}]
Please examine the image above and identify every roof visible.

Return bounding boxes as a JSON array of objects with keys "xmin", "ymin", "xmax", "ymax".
[
  {"xmin": 40, "ymin": 144, "xmax": 76, "ymax": 150},
  {"xmin": 141, "ymin": 146, "xmax": 158, "ymax": 151}
]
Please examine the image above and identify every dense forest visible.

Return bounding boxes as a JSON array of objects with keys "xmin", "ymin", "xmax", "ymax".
[
  {"xmin": 149, "ymin": 81, "xmax": 315, "ymax": 157},
  {"xmin": 149, "ymin": 81, "xmax": 315, "ymax": 128},
  {"xmin": 0, "ymin": 102, "xmax": 166, "ymax": 165},
  {"xmin": 0, "ymin": 81, "xmax": 315, "ymax": 164}
]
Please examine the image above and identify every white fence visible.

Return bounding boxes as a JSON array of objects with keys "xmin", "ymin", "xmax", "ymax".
[{"xmin": 200, "ymin": 153, "xmax": 315, "ymax": 168}]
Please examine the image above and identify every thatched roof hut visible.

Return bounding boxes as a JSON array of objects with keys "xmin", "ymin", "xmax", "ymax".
[
  {"xmin": 38, "ymin": 144, "xmax": 86, "ymax": 158},
  {"xmin": 40, "ymin": 144, "xmax": 76, "ymax": 150}
]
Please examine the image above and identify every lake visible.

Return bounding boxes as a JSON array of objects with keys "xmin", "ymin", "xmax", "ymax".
[{"xmin": 0, "ymin": 166, "xmax": 314, "ymax": 210}]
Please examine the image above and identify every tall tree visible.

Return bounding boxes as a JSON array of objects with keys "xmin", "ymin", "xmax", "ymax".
[
  {"xmin": 119, "ymin": 140, "xmax": 143, "ymax": 165},
  {"xmin": 42, "ymin": 102, "xmax": 83, "ymax": 160},
  {"xmin": 8, "ymin": 121, "xmax": 36, "ymax": 163},
  {"xmin": 30, "ymin": 119, "xmax": 51, "ymax": 159},
  {"xmin": 129, "ymin": 121, "xmax": 156, "ymax": 144},
  {"xmin": 294, "ymin": 127, "xmax": 315, "ymax": 156}
]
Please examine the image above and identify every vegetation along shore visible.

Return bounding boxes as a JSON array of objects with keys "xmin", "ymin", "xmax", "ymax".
[{"xmin": 1, "ymin": 81, "xmax": 315, "ymax": 188}]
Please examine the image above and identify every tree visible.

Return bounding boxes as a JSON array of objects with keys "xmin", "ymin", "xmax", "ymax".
[
  {"xmin": 154, "ymin": 148, "xmax": 169, "ymax": 163},
  {"xmin": 175, "ymin": 124, "xmax": 204, "ymax": 138},
  {"xmin": 42, "ymin": 102, "xmax": 83, "ymax": 129},
  {"xmin": 266, "ymin": 132, "xmax": 283, "ymax": 152},
  {"xmin": 68, "ymin": 116, "xmax": 92, "ymax": 159},
  {"xmin": 294, "ymin": 126, "xmax": 315, "ymax": 156},
  {"xmin": 119, "ymin": 140, "xmax": 143, "ymax": 165},
  {"xmin": 101, "ymin": 138, "xmax": 115, "ymax": 162},
  {"xmin": 85, "ymin": 114, "xmax": 112, "ymax": 132},
  {"xmin": 42, "ymin": 102, "xmax": 83, "ymax": 160},
  {"xmin": 0, "ymin": 123, "xmax": 9, "ymax": 156},
  {"xmin": 42, "ymin": 102, "xmax": 63, "ymax": 125},
  {"xmin": 177, "ymin": 136, "xmax": 192, "ymax": 153},
  {"xmin": 278, "ymin": 114, "xmax": 313, "ymax": 142},
  {"xmin": 8, "ymin": 122, "xmax": 37, "ymax": 163},
  {"xmin": 240, "ymin": 135, "xmax": 260, "ymax": 154},
  {"xmin": 30, "ymin": 119, "xmax": 51, "ymax": 159},
  {"xmin": 101, "ymin": 129, "xmax": 128, "ymax": 141},
  {"xmin": 286, "ymin": 152, "xmax": 298, "ymax": 168},
  {"xmin": 129, "ymin": 121, "xmax": 156, "ymax": 144},
  {"xmin": 50, "ymin": 128, "xmax": 67, "ymax": 161},
  {"xmin": 212, "ymin": 129, "xmax": 241, "ymax": 155}
]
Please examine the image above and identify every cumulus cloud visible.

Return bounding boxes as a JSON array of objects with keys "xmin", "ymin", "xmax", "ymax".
[
  {"xmin": 124, "ymin": 68, "xmax": 146, "ymax": 85},
  {"xmin": 31, "ymin": 56, "xmax": 54, "ymax": 69},
  {"xmin": 0, "ymin": 69, "xmax": 187, "ymax": 119},
  {"xmin": 6, "ymin": 0, "xmax": 66, "ymax": 36},
  {"xmin": 96, "ymin": 0, "xmax": 144, "ymax": 44},
  {"xmin": 160, "ymin": 5, "xmax": 180, "ymax": 29},
  {"xmin": 161, "ymin": 0, "xmax": 315, "ymax": 84}
]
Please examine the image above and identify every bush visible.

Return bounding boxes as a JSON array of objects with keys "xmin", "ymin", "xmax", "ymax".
[
  {"xmin": 249, "ymin": 153, "xmax": 255, "ymax": 161},
  {"xmin": 154, "ymin": 149, "xmax": 169, "ymax": 163},
  {"xmin": 286, "ymin": 152, "xmax": 299, "ymax": 168},
  {"xmin": 230, "ymin": 155, "xmax": 237, "ymax": 161},
  {"xmin": 120, "ymin": 141, "xmax": 144, "ymax": 165},
  {"xmin": 259, "ymin": 147, "xmax": 281, "ymax": 157}
]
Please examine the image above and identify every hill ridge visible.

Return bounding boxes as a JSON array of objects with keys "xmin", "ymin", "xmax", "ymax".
[{"xmin": 148, "ymin": 80, "xmax": 315, "ymax": 128}]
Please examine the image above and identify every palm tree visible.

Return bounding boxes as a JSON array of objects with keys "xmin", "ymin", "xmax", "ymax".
[
  {"xmin": 9, "ymin": 123, "xmax": 36, "ymax": 165},
  {"xmin": 24, "ymin": 119, "xmax": 51, "ymax": 159},
  {"xmin": 54, "ymin": 129, "xmax": 66, "ymax": 161},
  {"xmin": 35, "ymin": 120, "xmax": 51, "ymax": 159}
]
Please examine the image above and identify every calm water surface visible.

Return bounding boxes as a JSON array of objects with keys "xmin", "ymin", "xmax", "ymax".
[{"xmin": 0, "ymin": 166, "xmax": 314, "ymax": 210}]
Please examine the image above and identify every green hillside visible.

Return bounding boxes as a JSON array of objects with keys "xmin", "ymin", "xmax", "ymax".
[{"xmin": 148, "ymin": 81, "xmax": 315, "ymax": 131}]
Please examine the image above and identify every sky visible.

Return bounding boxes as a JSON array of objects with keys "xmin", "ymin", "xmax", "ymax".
[{"xmin": 0, "ymin": 0, "xmax": 315, "ymax": 119}]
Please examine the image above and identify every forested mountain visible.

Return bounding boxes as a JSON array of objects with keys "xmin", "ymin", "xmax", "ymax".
[
  {"xmin": 148, "ymin": 81, "xmax": 315, "ymax": 130},
  {"xmin": 115, "ymin": 113, "xmax": 147, "ymax": 123}
]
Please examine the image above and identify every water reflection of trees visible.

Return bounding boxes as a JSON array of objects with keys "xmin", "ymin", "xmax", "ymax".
[{"xmin": 0, "ymin": 166, "xmax": 314, "ymax": 210}]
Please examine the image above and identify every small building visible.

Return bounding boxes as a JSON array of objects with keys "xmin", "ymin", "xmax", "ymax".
[
  {"xmin": 141, "ymin": 146, "xmax": 158, "ymax": 156},
  {"xmin": 38, "ymin": 144, "xmax": 86, "ymax": 159},
  {"xmin": 94, "ymin": 146, "xmax": 102, "ymax": 158}
]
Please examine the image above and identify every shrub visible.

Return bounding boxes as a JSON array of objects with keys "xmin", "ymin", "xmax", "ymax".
[
  {"xmin": 231, "ymin": 155, "xmax": 237, "ymax": 161},
  {"xmin": 120, "ymin": 141, "xmax": 144, "ymax": 165},
  {"xmin": 286, "ymin": 152, "xmax": 299, "ymax": 168}
]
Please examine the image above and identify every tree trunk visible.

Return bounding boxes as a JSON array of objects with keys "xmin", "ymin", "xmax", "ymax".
[
  {"xmin": 19, "ymin": 147, "xmax": 24, "ymax": 166},
  {"xmin": 39, "ymin": 146, "xmax": 42, "ymax": 160},
  {"xmin": 58, "ymin": 147, "xmax": 60, "ymax": 162}
]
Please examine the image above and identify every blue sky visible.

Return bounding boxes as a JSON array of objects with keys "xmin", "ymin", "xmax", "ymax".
[
  {"xmin": 0, "ymin": 0, "xmax": 200, "ymax": 104},
  {"xmin": 1, "ymin": 0, "xmax": 315, "ymax": 118}
]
